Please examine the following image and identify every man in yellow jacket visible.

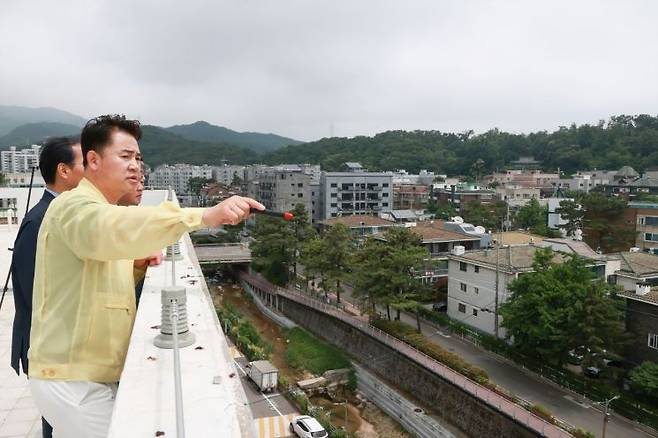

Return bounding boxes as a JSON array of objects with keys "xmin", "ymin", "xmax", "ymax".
[{"xmin": 28, "ymin": 114, "xmax": 264, "ymax": 438}]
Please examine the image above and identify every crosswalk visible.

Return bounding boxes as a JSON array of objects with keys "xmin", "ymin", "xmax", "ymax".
[{"xmin": 255, "ymin": 413, "xmax": 297, "ymax": 438}]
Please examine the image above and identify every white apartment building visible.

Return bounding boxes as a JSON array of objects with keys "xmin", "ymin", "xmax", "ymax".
[
  {"xmin": 1, "ymin": 145, "xmax": 41, "ymax": 173},
  {"xmin": 319, "ymin": 164, "xmax": 393, "ymax": 220},
  {"xmin": 3, "ymin": 172, "xmax": 46, "ymax": 188},
  {"xmin": 147, "ymin": 164, "xmax": 214, "ymax": 195},
  {"xmin": 212, "ymin": 165, "xmax": 246, "ymax": 186},
  {"xmin": 495, "ymin": 185, "xmax": 540, "ymax": 208}
]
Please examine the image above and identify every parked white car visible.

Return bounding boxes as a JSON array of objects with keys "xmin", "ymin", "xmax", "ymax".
[{"xmin": 289, "ymin": 415, "xmax": 328, "ymax": 438}]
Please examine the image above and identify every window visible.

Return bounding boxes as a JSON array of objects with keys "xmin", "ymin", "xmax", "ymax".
[
  {"xmin": 382, "ymin": 202, "xmax": 389, "ymax": 207},
  {"xmin": 297, "ymin": 193, "xmax": 303, "ymax": 198},
  {"xmin": 298, "ymin": 183, "xmax": 304, "ymax": 187},
  {"xmin": 460, "ymin": 262, "xmax": 467, "ymax": 272},
  {"xmin": 331, "ymin": 193, "xmax": 337, "ymax": 198},
  {"xmin": 472, "ymin": 309, "xmax": 478, "ymax": 317},
  {"xmin": 460, "ymin": 283, "xmax": 467, "ymax": 292},
  {"xmin": 646, "ymin": 216, "xmax": 658, "ymax": 226},
  {"xmin": 458, "ymin": 303, "xmax": 466, "ymax": 313},
  {"xmin": 645, "ymin": 233, "xmax": 658, "ymax": 242},
  {"xmin": 383, "ymin": 183, "xmax": 389, "ymax": 187},
  {"xmin": 474, "ymin": 266, "xmax": 480, "ymax": 273},
  {"xmin": 330, "ymin": 203, "xmax": 337, "ymax": 207},
  {"xmin": 649, "ymin": 333, "xmax": 658, "ymax": 350},
  {"xmin": 383, "ymin": 193, "xmax": 389, "ymax": 197},
  {"xmin": 474, "ymin": 287, "xmax": 479, "ymax": 294},
  {"xmin": 330, "ymin": 183, "xmax": 337, "ymax": 188}
]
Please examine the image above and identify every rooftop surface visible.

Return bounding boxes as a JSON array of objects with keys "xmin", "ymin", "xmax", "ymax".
[
  {"xmin": 494, "ymin": 231, "xmax": 545, "ymax": 246},
  {"xmin": 614, "ymin": 251, "xmax": 658, "ymax": 276},
  {"xmin": 452, "ymin": 244, "xmax": 567, "ymax": 272},
  {"xmin": 0, "ymin": 189, "xmax": 254, "ymax": 438},
  {"xmin": 319, "ymin": 214, "xmax": 396, "ymax": 227},
  {"xmin": 617, "ymin": 289, "xmax": 658, "ymax": 306},
  {"xmin": 407, "ymin": 221, "xmax": 480, "ymax": 243}
]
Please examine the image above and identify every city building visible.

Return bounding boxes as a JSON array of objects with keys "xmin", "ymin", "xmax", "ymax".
[
  {"xmin": 319, "ymin": 163, "xmax": 393, "ymax": 220},
  {"xmin": 0, "ymin": 186, "xmax": 46, "ymax": 227},
  {"xmin": 509, "ymin": 156, "xmax": 542, "ymax": 170},
  {"xmin": 2, "ymin": 171, "xmax": 46, "ymax": 188},
  {"xmin": 317, "ymin": 214, "xmax": 398, "ymax": 237},
  {"xmin": 247, "ymin": 165, "xmax": 311, "ymax": 218},
  {"xmin": 380, "ymin": 209, "xmax": 431, "ymax": 223},
  {"xmin": 391, "ymin": 169, "xmax": 436, "ymax": 185},
  {"xmin": 393, "ymin": 184, "xmax": 430, "ymax": 209},
  {"xmin": 495, "ymin": 185, "xmax": 540, "ymax": 208},
  {"xmin": 484, "ymin": 170, "xmax": 559, "ymax": 194},
  {"xmin": 434, "ymin": 183, "xmax": 495, "ymax": 212},
  {"xmin": 617, "ymin": 286, "xmax": 658, "ymax": 365},
  {"xmin": 147, "ymin": 163, "xmax": 214, "ymax": 193},
  {"xmin": 545, "ymin": 194, "xmax": 574, "ymax": 231},
  {"xmin": 447, "ymin": 244, "xmax": 606, "ymax": 337},
  {"xmin": 627, "ymin": 201, "xmax": 658, "ymax": 253},
  {"xmin": 1, "ymin": 145, "xmax": 40, "ymax": 173},
  {"xmin": 212, "ymin": 164, "xmax": 246, "ymax": 186}
]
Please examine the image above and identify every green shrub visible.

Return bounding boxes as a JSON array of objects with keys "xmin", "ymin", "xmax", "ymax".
[
  {"xmin": 530, "ymin": 404, "xmax": 555, "ymax": 424},
  {"xmin": 372, "ymin": 319, "xmax": 489, "ymax": 384},
  {"xmin": 572, "ymin": 428, "xmax": 595, "ymax": 438}
]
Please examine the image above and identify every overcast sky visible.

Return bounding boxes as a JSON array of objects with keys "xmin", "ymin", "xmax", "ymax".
[{"xmin": 1, "ymin": 0, "xmax": 657, "ymax": 141}]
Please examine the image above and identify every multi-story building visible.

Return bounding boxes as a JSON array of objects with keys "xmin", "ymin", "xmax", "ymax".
[
  {"xmin": 628, "ymin": 201, "xmax": 658, "ymax": 253},
  {"xmin": 393, "ymin": 184, "xmax": 430, "ymax": 210},
  {"xmin": 391, "ymin": 169, "xmax": 436, "ymax": 185},
  {"xmin": 434, "ymin": 183, "xmax": 495, "ymax": 212},
  {"xmin": 617, "ymin": 286, "xmax": 658, "ymax": 365},
  {"xmin": 447, "ymin": 244, "xmax": 606, "ymax": 337},
  {"xmin": 1, "ymin": 145, "xmax": 40, "ymax": 173},
  {"xmin": 319, "ymin": 164, "xmax": 393, "ymax": 220},
  {"xmin": 212, "ymin": 165, "xmax": 246, "ymax": 186},
  {"xmin": 484, "ymin": 170, "xmax": 559, "ymax": 194},
  {"xmin": 248, "ymin": 165, "xmax": 312, "ymax": 218},
  {"xmin": 495, "ymin": 185, "xmax": 540, "ymax": 208},
  {"xmin": 147, "ymin": 164, "xmax": 214, "ymax": 194},
  {"xmin": 2, "ymin": 172, "xmax": 46, "ymax": 188}
]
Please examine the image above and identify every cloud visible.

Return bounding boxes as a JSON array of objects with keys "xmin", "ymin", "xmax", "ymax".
[{"xmin": 1, "ymin": 0, "xmax": 657, "ymax": 141}]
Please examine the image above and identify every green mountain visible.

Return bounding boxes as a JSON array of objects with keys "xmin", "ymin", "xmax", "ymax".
[
  {"xmin": 263, "ymin": 114, "xmax": 658, "ymax": 175},
  {"xmin": 0, "ymin": 105, "xmax": 86, "ymax": 136},
  {"xmin": 166, "ymin": 121, "xmax": 302, "ymax": 153},
  {"xmin": 139, "ymin": 125, "xmax": 258, "ymax": 167},
  {"xmin": 0, "ymin": 122, "xmax": 82, "ymax": 148}
]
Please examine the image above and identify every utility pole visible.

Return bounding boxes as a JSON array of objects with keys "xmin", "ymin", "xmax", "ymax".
[
  {"xmin": 494, "ymin": 217, "xmax": 502, "ymax": 339},
  {"xmin": 601, "ymin": 395, "xmax": 620, "ymax": 438}
]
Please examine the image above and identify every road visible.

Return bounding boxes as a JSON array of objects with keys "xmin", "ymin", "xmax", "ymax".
[
  {"xmin": 330, "ymin": 282, "xmax": 655, "ymax": 438},
  {"xmin": 229, "ymin": 346, "xmax": 298, "ymax": 438}
]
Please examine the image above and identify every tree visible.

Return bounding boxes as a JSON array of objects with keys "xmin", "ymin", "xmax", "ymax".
[
  {"xmin": 470, "ymin": 158, "xmax": 486, "ymax": 183},
  {"xmin": 320, "ymin": 224, "xmax": 353, "ymax": 303},
  {"xmin": 499, "ymin": 248, "xmax": 627, "ymax": 367},
  {"xmin": 251, "ymin": 204, "xmax": 314, "ymax": 286},
  {"xmin": 556, "ymin": 199, "xmax": 583, "ymax": 237},
  {"xmin": 352, "ymin": 228, "xmax": 427, "ymax": 322},
  {"xmin": 580, "ymin": 193, "xmax": 634, "ymax": 253},
  {"xmin": 230, "ymin": 173, "xmax": 243, "ymax": 187},
  {"xmin": 187, "ymin": 177, "xmax": 213, "ymax": 196},
  {"xmin": 426, "ymin": 199, "xmax": 457, "ymax": 220},
  {"xmin": 288, "ymin": 204, "xmax": 315, "ymax": 281},
  {"xmin": 461, "ymin": 200, "xmax": 506, "ymax": 231},
  {"xmin": 0, "ymin": 173, "xmax": 6, "ymax": 187},
  {"xmin": 250, "ymin": 216, "xmax": 293, "ymax": 286},
  {"xmin": 515, "ymin": 198, "xmax": 546, "ymax": 230},
  {"xmin": 629, "ymin": 361, "xmax": 658, "ymax": 402}
]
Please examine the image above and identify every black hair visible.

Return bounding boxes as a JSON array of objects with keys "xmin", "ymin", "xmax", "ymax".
[
  {"xmin": 39, "ymin": 136, "xmax": 81, "ymax": 184},
  {"xmin": 80, "ymin": 114, "xmax": 142, "ymax": 166}
]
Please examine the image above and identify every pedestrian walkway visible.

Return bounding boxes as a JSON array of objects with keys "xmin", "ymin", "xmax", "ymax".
[
  {"xmin": 255, "ymin": 414, "xmax": 295, "ymax": 438},
  {"xmin": 0, "ymin": 293, "xmax": 42, "ymax": 438}
]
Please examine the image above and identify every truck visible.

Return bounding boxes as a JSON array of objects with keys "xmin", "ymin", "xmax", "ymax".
[{"xmin": 246, "ymin": 360, "xmax": 279, "ymax": 392}]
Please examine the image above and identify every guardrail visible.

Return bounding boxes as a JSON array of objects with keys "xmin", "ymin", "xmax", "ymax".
[{"xmin": 240, "ymin": 272, "xmax": 573, "ymax": 438}]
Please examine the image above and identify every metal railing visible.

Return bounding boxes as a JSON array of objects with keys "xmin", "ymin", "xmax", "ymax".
[{"xmin": 240, "ymin": 272, "xmax": 573, "ymax": 438}]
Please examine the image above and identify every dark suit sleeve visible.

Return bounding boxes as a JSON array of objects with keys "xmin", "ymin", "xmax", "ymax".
[{"xmin": 11, "ymin": 219, "xmax": 39, "ymax": 312}]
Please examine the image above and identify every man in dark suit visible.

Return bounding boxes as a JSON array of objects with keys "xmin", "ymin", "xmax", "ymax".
[{"xmin": 10, "ymin": 136, "xmax": 84, "ymax": 438}]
